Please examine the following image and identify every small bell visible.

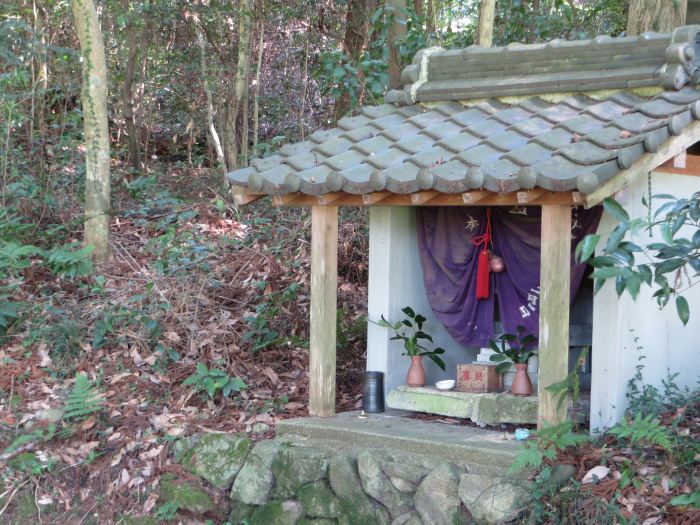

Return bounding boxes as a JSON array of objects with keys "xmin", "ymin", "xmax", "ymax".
[{"xmin": 489, "ymin": 253, "xmax": 505, "ymax": 273}]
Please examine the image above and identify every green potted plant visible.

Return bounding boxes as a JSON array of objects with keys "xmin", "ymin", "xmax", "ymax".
[
  {"xmin": 489, "ymin": 326, "xmax": 537, "ymax": 396},
  {"xmin": 377, "ymin": 307, "xmax": 446, "ymax": 387}
]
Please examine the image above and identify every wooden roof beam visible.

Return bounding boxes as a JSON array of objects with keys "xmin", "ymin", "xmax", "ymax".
[{"xmin": 584, "ymin": 120, "xmax": 700, "ymax": 207}]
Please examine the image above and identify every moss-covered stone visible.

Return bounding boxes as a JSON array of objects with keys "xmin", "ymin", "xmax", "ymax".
[
  {"xmin": 231, "ymin": 439, "xmax": 281, "ymax": 505},
  {"xmin": 328, "ymin": 452, "xmax": 390, "ymax": 525},
  {"xmin": 250, "ymin": 500, "xmax": 303, "ymax": 525},
  {"xmin": 357, "ymin": 450, "xmax": 412, "ymax": 520},
  {"xmin": 159, "ymin": 478, "xmax": 214, "ymax": 515},
  {"xmin": 171, "ymin": 433, "xmax": 201, "ymax": 464},
  {"xmin": 229, "ymin": 501, "xmax": 256, "ymax": 524},
  {"xmin": 182, "ymin": 433, "xmax": 253, "ymax": 489},
  {"xmin": 414, "ymin": 462, "xmax": 470, "ymax": 524},
  {"xmin": 298, "ymin": 519, "xmax": 337, "ymax": 525},
  {"xmin": 297, "ymin": 481, "xmax": 342, "ymax": 519},
  {"xmin": 271, "ymin": 445, "xmax": 329, "ymax": 499}
]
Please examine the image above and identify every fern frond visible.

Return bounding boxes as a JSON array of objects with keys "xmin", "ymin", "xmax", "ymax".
[{"xmin": 63, "ymin": 373, "xmax": 103, "ymax": 422}]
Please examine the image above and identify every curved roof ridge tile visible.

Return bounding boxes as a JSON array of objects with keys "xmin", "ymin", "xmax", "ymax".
[{"xmin": 385, "ymin": 25, "xmax": 700, "ymax": 104}]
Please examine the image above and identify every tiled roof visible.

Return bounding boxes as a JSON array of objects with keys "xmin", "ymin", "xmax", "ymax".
[{"xmin": 227, "ymin": 26, "xmax": 700, "ymax": 197}]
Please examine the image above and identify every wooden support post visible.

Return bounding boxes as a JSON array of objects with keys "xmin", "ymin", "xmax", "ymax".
[
  {"xmin": 309, "ymin": 205, "xmax": 338, "ymax": 417},
  {"xmin": 538, "ymin": 204, "xmax": 572, "ymax": 428}
]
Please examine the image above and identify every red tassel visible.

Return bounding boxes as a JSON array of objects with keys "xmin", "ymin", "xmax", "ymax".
[
  {"xmin": 472, "ymin": 208, "xmax": 493, "ymax": 300},
  {"xmin": 476, "ymin": 248, "xmax": 491, "ymax": 299}
]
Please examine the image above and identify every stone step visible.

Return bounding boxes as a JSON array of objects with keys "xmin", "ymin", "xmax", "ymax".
[{"xmin": 276, "ymin": 410, "xmax": 523, "ymax": 477}]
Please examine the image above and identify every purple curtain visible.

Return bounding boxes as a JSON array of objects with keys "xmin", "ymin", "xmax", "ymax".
[{"xmin": 416, "ymin": 206, "xmax": 602, "ymax": 347}]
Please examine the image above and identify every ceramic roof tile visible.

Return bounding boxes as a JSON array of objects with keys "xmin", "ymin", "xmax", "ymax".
[
  {"xmin": 360, "ymin": 104, "xmax": 400, "ymax": 119},
  {"xmin": 556, "ymin": 141, "xmax": 618, "ymax": 165},
  {"xmin": 437, "ymin": 132, "xmax": 481, "ymax": 153},
  {"xmin": 342, "ymin": 125, "xmax": 379, "ymax": 143},
  {"xmin": 419, "ymin": 121, "xmax": 463, "ymax": 140},
  {"xmin": 339, "ymin": 163, "xmax": 375, "ymax": 194},
  {"xmin": 311, "ymin": 137, "xmax": 354, "ymax": 157},
  {"xmin": 484, "ymin": 130, "xmax": 530, "ymax": 152},
  {"xmin": 251, "ymin": 155, "xmax": 284, "ymax": 172},
  {"xmin": 503, "ymin": 143, "xmax": 553, "ymax": 166},
  {"xmin": 406, "ymin": 146, "xmax": 454, "ymax": 168},
  {"xmin": 466, "ymin": 119, "xmax": 508, "ymax": 139},
  {"xmin": 227, "ymin": 26, "xmax": 700, "ymax": 199},
  {"xmin": 365, "ymin": 148, "xmax": 410, "ymax": 170},
  {"xmin": 509, "ymin": 116, "xmax": 555, "ymax": 137},
  {"xmin": 530, "ymin": 128, "xmax": 576, "ymax": 149},
  {"xmin": 391, "ymin": 133, "xmax": 436, "ymax": 155},
  {"xmin": 279, "ymin": 141, "xmax": 313, "ymax": 157},
  {"xmin": 368, "ymin": 113, "xmax": 408, "ymax": 131},
  {"xmin": 351, "ymin": 135, "xmax": 393, "ymax": 156},
  {"xmin": 379, "ymin": 122, "xmax": 422, "ymax": 141},
  {"xmin": 537, "ymin": 104, "xmax": 583, "ymax": 123},
  {"xmin": 634, "ymin": 98, "xmax": 688, "ymax": 118},
  {"xmin": 448, "ymin": 108, "xmax": 491, "ymax": 127},
  {"xmin": 283, "ymin": 152, "xmax": 323, "ymax": 171},
  {"xmin": 557, "ymin": 114, "xmax": 607, "ymax": 135},
  {"xmin": 458, "ymin": 144, "xmax": 504, "ymax": 166},
  {"xmin": 323, "ymin": 149, "xmax": 366, "ymax": 171},
  {"xmin": 658, "ymin": 87, "xmax": 700, "ymax": 104},
  {"xmin": 432, "ymin": 102, "xmax": 468, "ymax": 116},
  {"xmin": 429, "ymin": 160, "xmax": 471, "ymax": 193},
  {"xmin": 610, "ymin": 112, "xmax": 669, "ymax": 133},
  {"xmin": 582, "ymin": 100, "xmax": 630, "ymax": 121},
  {"xmin": 383, "ymin": 162, "xmax": 422, "ymax": 193},
  {"xmin": 310, "ymin": 128, "xmax": 344, "ymax": 143},
  {"xmin": 490, "ymin": 106, "xmax": 536, "ymax": 126},
  {"xmin": 337, "ymin": 114, "xmax": 372, "ymax": 130}
]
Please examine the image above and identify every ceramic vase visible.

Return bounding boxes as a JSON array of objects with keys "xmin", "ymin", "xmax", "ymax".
[
  {"xmin": 406, "ymin": 356, "xmax": 426, "ymax": 387},
  {"xmin": 511, "ymin": 363, "xmax": 532, "ymax": 396}
]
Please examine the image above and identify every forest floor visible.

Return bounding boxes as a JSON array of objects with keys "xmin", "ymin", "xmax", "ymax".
[{"xmin": 0, "ymin": 167, "xmax": 698, "ymax": 524}]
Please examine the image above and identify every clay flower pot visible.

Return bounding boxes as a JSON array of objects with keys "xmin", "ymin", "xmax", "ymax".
[
  {"xmin": 511, "ymin": 363, "xmax": 532, "ymax": 396},
  {"xmin": 406, "ymin": 356, "xmax": 426, "ymax": 387}
]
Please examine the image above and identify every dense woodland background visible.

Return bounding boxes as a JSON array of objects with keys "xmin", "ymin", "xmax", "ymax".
[{"xmin": 1, "ymin": 1, "xmax": 698, "ymax": 523}]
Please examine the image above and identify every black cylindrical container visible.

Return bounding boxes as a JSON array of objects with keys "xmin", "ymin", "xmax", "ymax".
[{"xmin": 362, "ymin": 371, "xmax": 385, "ymax": 413}]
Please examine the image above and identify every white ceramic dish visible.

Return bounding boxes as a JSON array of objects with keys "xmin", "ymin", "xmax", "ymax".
[{"xmin": 435, "ymin": 380, "xmax": 455, "ymax": 391}]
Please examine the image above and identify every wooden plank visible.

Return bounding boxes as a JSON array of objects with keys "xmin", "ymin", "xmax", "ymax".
[
  {"xmin": 232, "ymin": 188, "xmax": 264, "ymax": 206},
  {"xmin": 411, "ymin": 190, "xmax": 440, "ymax": 205},
  {"xmin": 656, "ymin": 153, "xmax": 700, "ymax": 176},
  {"xmin": 673, "ymin": 151, "xmax": 687, "ymax": 169},
  {"xmin": 584, "ymin": 120, "xmax": 700, "ymax": 207},
  {"xmin": 538, "ymin": 204, "xmax": 572, "ymax": 429},
  {"xmin": 309, "ymin": 206, "xmax": 338, "ymax": 417},
  {"xmin": 264, "ymin": 190, "xmax": 578, "ymax": 207}
]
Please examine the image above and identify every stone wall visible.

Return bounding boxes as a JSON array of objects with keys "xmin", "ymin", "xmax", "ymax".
[{"xmin": 164, "ymin": 433, "xmax": 526, "ymax": 525}]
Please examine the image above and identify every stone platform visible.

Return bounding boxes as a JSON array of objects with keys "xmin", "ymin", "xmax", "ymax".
[
  {"xmin": 276, "ymin": 409, "xmax": 522, "ymax": 477},
  {"xmin": 387, "ymin": 386, "xmax": 538, "ymax": 426}
]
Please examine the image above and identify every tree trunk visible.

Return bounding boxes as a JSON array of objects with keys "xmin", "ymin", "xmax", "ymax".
[
  {"xmin": 426, "ymin": 0, "xmax": 436, "ymax": 34},
  {"xmin": 72, "ymin": 0, "xmax": 111, "ymax": 261},
  {"xmin": 253, "ymin": 8, "xmax": 264, "ymax": 153},
  {"xmin": 122, "ymin": 0, "xmax": 141, "ymax": 171},
  {"xmin": 477, "ymin": 0, "xmax": 496, "ymax": 47},
  {"xmin": 224, "ymin": 0, "xmax": 253, "ymax": 171},
  {"xmin": 626, "ymin": 0, "xmax": 687, "ymax": 35},
  {"xmin": 197, "ymin": 25, "xmax": 225, "ymax": 169},
  {"xmin": 387, "ymin": 0, "xmax": 407, "ymax": 89},
  {"xmin": 414, "ymin": 0, "xmax": 423, "ymax": 20},
  {"xmin": 334, "ymin": 0, "xmax": 378, "ymax": 120},
  {"xmin": 33, "ymin": 0, "xmax": 49, "ymax": 143}
]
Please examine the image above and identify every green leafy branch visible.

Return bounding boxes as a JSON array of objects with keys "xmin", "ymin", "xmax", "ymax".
[
  {"xmin": 576, "ymin": 194, "xmax": 700, "ymax": 325},
  {"xmin": 376, "ymin": 306, "xmax": 446, "ymax": 371}
]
